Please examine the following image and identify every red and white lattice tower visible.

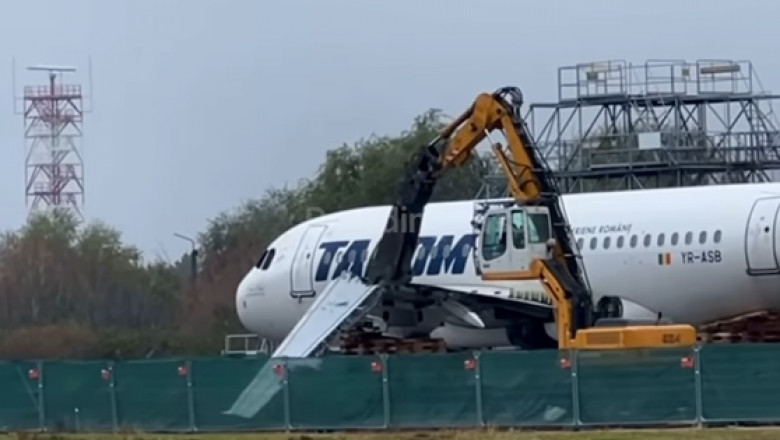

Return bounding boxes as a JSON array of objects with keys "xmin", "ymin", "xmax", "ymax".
[{"xmin": 22, "ymin": 66, "xmax": 85, "ymax": 221}]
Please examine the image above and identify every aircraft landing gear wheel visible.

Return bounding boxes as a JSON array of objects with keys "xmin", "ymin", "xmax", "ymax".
[
  {"xmin": 596, "ymin": 296, "xmax": 623, "ymax": 320},
  {"xmin": 507, "ymin": 320, "xmax": 557, "ymax": 350}
]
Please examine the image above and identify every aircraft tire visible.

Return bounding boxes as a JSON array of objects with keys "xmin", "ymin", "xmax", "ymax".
[{"xmin": 506, "ymin": 319, "xmax": 557, "ymax": 350}]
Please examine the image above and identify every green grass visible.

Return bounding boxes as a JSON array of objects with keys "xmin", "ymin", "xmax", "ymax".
[{"xmin": 8, "ymin": 427, "xmax": 780, "ymax": 440}]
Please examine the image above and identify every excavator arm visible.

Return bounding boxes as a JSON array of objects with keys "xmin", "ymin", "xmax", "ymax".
[
  {"xmin": 364, "ymin": 86, "xmax": 697, "ymax": 350},
  {"xmin": 437, "ymin": 87, "xmax": 595, "ymax": 338},
  {"xmin": 364, "ymin": 87, "xmax": 593, "ymax": 338}
]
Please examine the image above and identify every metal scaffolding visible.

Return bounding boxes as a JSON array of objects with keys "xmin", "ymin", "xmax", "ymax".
[{"xmin": 479, "ymin": 59, "xmax": 780, "ymax": 196}]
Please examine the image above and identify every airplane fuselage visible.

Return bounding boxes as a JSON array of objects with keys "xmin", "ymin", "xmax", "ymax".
[{"xmin": 237, "ymin": 182, "xmax": 780, "ymax": 349}]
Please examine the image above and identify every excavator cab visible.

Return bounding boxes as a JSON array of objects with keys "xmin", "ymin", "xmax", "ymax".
[
  {"xmin": 473, "ymin": 203, "xmax": 699, "ymax": 351},
  {"xmin": 477, "ymin": 205, "xmax": 554, "ymax": 278}
]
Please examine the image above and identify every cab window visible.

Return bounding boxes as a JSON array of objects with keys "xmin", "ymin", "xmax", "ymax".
[
  {"xmin": 482, "ymin": 213, "xmax": 507, "ymax": 261},
  {"xmin": 527, "ymin": 213, "xmax": 551, "ymax": 244},
  {"xmin": 510, "ymin": 210, "xmax": 526, "ymax": 249}
]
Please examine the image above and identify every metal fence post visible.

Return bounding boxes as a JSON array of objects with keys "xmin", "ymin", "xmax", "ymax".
[
  {"xmin": 570, "ymin": 350, "xmax": 581, "ymax": 426},
  {"xmin": 185, "ymin": 360, "xmax": 196, "ymax": 432},
  {"xmin": 380, "ymin": 354, "xmax": 390, "ymax": 429},
  {"xmin": 282, "ymin": 358, "xmax": 291, "ymax": 431},
  {"xmin": 37, "ymin": 360, "xmax": 45, "ymax": 432},
  {"xmin": 693, "ymin": 345, "xmax": 703, "ymax": 426},
  {"xmin": 108, "ymin": 361, "xmax": 118, "ymax": 432},
  {"xmin": 473, "ymin": 351, "xmax": 484, "ymax": 427}
]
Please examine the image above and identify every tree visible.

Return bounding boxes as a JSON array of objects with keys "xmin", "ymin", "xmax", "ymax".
[{"xmin": 0, "ymin": 208, "xmax": 184, "ymax": 359}]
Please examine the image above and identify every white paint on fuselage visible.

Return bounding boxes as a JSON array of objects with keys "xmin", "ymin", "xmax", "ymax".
[{"xmin": 236, "ymin": 183, "xmax": 780, "ymax": 344}]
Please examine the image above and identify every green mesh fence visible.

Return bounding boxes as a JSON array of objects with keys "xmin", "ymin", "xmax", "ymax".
[
  {"xmin": 0, "ymin": 361, "xmax": 42, "ymax": 431},
  {"xmin": 287, "ymin": 355, "xmax": 384, "ymax": 429},
  {"xmin": 387, "ymin": 352, "xmax": 478, "ymax": 428},
  {"xmin": 113, "ymin": 358, "xmax": 191, "ymax": 431},
  {"xmin": 700, "ymin": 343, "xmax": 780, "ymax": 422},
  {"xmin": 5, "ymin": 345, "xmax": 780, "ymax": 431},
  {"xmin": 191, "ymin": 355, "xmax": 285, "ymax": 431},
  {"xmin": 42, "ymin": 360, "xmax": 114, "ymax": 431},
  {"xmin": 575, "ymin": 347, "xmax": 698, "ymax": 424},
  {"xmin": 479, "ymin": 350, "xmax": 574, "ymax": 426}
]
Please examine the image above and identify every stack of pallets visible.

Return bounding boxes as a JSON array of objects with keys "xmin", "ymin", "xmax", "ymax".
[
  {"xmin": 338, "ymin": 330, "xmax": 447, "ymax": 355},
  {"xmin": 698, "ymin": 310, "xmax": 780, "ymax": 343}
]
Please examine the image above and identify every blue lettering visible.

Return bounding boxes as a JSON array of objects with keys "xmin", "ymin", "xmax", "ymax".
[
  {"xmin": 332, "ymin": 240, "xmax": 369, "ymax": 279},
  {"xmin": 314, "ymin": 233, "xmax": 478, "ymax": 282},
  {"xmin": 412, "ymin": 236, "xmax": 437, "ymax": 276},
  {"xmin": 426, "ymin": 234, "xmax": 476, "ymax": 275},
  {"xmin": 315, "ymin": 241, "xmax": 348, "ymax": 281}
]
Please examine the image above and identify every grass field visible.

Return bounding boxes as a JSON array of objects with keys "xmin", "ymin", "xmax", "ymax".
[{"xmin": 6, "ymin": 427, "xmax": 780, "ymax": 440}]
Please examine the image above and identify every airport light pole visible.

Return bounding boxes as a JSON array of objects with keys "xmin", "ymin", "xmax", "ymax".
[{"xmin": 174, "ymin": 232, "xmax": 198, "ymax": 285}]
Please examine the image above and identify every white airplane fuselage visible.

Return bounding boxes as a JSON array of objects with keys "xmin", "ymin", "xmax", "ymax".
[{"xmin": 236, "ymin": 183, "xmax": 780, "ymax": 349}]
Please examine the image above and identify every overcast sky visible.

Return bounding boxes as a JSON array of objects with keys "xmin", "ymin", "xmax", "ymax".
[{"xmin": 0, "ymin": 0, "xmax": 777, "ymax": 261}]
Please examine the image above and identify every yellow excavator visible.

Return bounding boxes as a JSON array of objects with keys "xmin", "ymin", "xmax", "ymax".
[{"xmin": 363, "ymin": 86, "xmax": 697, "ymax": 350}]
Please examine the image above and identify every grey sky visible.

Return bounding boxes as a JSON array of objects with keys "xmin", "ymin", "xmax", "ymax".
[{"xmin": 0, "ymin": 0, "xmax": 776, "ymax": 260}]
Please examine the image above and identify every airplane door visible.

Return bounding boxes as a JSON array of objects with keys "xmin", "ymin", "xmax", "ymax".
[
  {"xmin": 745, "ymin": 197, "xmax": 780, "ymax": 275},
  {"xmin": 290, "ymin": 225, "xmax": 327, "ymax": 297}
]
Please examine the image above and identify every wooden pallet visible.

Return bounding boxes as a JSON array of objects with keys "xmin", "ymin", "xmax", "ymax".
[
  {"xmin": 698, "ymin": 310, "xmax": 780, "ymax": 344},
  {"xmin": 700, "ymin": 310, "xmax": 780, "ymax": 331},
  {"xmin": 699, "ymin": 331, "xmax": 780, "ymax": 344},
  {"xmin": 338, "ymin": 332, "xmax": 447, "ymax": 355}
]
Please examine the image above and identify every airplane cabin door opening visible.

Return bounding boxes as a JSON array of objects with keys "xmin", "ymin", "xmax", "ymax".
[
  {"xmin": 745, "ymin": 197, "xmax": 780, "ymax": 275},
  {"xmin": 290, "ymin": 225, "xmax": 327, "ymax": 297}
]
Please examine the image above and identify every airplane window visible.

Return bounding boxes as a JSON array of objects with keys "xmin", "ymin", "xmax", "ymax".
[
  {"xmin": 255, "ymin": 250, "xmax": 268, "ymax": 269},
  {"xmin": 589, "ymin": 237, "xmax": 597, "ymax": 250},
  {"xmin": 617, "ymin": 236, "xmax": 625, "ymax": 248},
  {"xmin": 577, "ymin": 238, "xmax": 584, "ymax": 250},
  {"xmin": 322, "ymin": 251, "xmax": 332, "ymax": 265},
  {"xmin": 261, "ymin": 248, "xmax": 275, "ymax": 270},
  {"xmin": 481, "ymin": 213, "xmax": 507, "ymax": 261},
  {"xmin": 685, "ymin": 232, "xmax": 693, "ymax": 245},
  {"xmin": 643, "ymin": 234, "xmax": 651, "ymax": 247},
  {"xmin": 714, "ymin": 230, "xmax": 722, "ymax": 243},
  {"xmin": 657, "ymin": 234, "xmax": 665, "ymax": 247},
  {"xmin": 630, "ymin": 235, "xmax": 638, "ymax": 248},
  {"xmin": 671, "ymin": 232, "xmax": 679, "ymax": 246},
  {"xmin": 699, "ymin": 231, "xmax": 707, "ymax": 244},
  {"xmin": 603, "ymin": 236, "xmax": 611, "ymax": 249}
]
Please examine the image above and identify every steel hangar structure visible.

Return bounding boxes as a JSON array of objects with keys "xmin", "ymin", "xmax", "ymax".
[{"xmin": 479, "ymin": 59, "xmax": 780, "ymax": 197}]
